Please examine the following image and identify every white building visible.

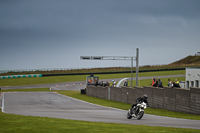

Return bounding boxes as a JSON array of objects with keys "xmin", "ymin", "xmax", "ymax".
[{"xmin": 186, "ymin": 67, "xmax": 200, "ymax": 88}]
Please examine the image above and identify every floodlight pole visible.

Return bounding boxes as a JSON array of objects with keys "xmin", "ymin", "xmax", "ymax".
[
  {"xmin": 136, "ymin": 48, "xmax": 139, "ymax": 86},
  {"xmin": 131, "ymin": 57, "xmax": 133, "ymax": 87}
]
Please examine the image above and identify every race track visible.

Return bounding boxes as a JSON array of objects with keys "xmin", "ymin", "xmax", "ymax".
[{"xmin": 1, "ymin": 92, "xmax": 200, "ymax": 129}]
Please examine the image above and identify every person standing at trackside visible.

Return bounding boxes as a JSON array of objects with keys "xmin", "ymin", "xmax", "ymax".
[
  {"xmin": 168, "ymin": 79, "xmax": 172, "ymax": 87},
  {"xmin": 152, "ymin": 79, "xmax": 158, "ymax": 87},
  {"xmin": 174, "ymin": 79, "xmax": 180, "ymax": 88},
  {"xmin": 104, "ymin": 81, "xmax": 110, "ymax": 87},
  {"xmin": 175, "ymin": 79, "xmax": 179, "ymax": 85},
  {"xmin": 99, "ymin": 81, "xmax": 103, "ymax": 86},
  {"xmin": 157, "ymin": 79, "xmax": 163, "ymax": 88},
  {"xmin": 151, "ymin": 78, "xmax": 155, "ymax": 87},
  {"xmin": 95, "ymin": 80, "xmax": 98, "ymax": 86},
  {"xmin": 124, "ymin": 80, "xmax": 128, "ymax": 86},
  {"xmin": 112, "ymin": 80, "xmax": 116, "ymax": 87},
  {"xmin": 88, "ymin": 78, "xmax": 92, "ymax": 83}
]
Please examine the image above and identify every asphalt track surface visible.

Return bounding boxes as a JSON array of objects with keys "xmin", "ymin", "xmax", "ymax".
[{"xmin": 1, "ymin": 92, "xmax": 200, "ymax": 129}]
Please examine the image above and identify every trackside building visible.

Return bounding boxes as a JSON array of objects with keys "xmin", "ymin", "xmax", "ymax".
[{"xmin": 186, "ymin": 67, "xmax": 200, "ymax": 89}]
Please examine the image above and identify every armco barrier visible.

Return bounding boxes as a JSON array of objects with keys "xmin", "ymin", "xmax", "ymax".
[
  {"xmin": 0, "ymin": 74, "xmax": 42, "ymax": 79},
  {"xmin": 86, "ymin": 86, "xmax": 200, "ymax": 115}
]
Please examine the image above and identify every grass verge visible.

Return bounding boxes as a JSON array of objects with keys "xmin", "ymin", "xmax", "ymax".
[
  {"xmin": 1, "ymin": 111, "xmax": 199, "ymax": 133},
  {"xmin": 0, "ymin": 70, "xmax": 185, "ymax": 86}
]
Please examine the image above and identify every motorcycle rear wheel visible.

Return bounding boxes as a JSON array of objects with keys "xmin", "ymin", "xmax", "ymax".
[{"xmin": 127, "ymin": 111, "xmax": 132, "ymax": 119}]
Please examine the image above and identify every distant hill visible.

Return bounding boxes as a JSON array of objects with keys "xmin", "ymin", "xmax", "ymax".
[
  {"xmin": 1, "ymin": 55, "xmax": 200, "ymax": 76},
  {"xmin": 169, "ymin": 55, "xmax": 200, "ymax": 65}
]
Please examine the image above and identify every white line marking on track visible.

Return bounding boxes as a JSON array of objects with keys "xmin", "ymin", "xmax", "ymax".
[
  {"xmin": 0, "ymin": 93, "xmax": 1, "ymax": 111},
  {"xmin": 2, "ymin": 93, "xmax": 5, "ymax": 113}
]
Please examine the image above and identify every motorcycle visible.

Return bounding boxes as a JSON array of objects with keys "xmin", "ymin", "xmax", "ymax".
[{"xmin": 127, "ymin": 102, "xmax": 147, "ymax": 120}]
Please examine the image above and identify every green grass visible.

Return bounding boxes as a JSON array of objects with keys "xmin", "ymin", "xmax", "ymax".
[
  {"xmin": 0, "ymin": 70, "xmax": 185, "ymax": 86},
  {"xmin": 1, "ymin": 112, "xmax": 199, "ymax": 133}
]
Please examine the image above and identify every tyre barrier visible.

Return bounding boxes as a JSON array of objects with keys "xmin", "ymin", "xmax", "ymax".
[{"xmin": 0, "ymin": 74, "xmax": 42, "ymax": 79}]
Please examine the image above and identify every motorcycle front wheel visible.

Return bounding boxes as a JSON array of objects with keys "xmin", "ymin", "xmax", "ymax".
[{"xmin": 136, "ymin": 111, "xmax": 144, "ymax": 120}]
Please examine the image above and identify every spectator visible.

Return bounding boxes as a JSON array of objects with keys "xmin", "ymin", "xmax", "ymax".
[
  {"xmin": 104, "ymin": 81, "xmax": 110, "ymax": 87},
  {"xmin": 99, "ymin": 81, "xmax": 103, "ymax": 86},
  {"xmin": 95, "ymin": 80, "xmax": 98, "ymax": 86},
  {"xmin": 153, "ymin": 79, "xmax": 158, "ymax": 87},
  {"xmin": 173, "ymin": 79, "xmax": 180, "ymax": 88},
  {"xmin": 168, "ymin": 79, "xmax": 172, "ymax": 87},
  {"xmin": 88, "ymin": 78, "xmax": 92, "ymax": 83},
  {"xmin": 151, "ymin": 78, "xmax": 155, "ymax": 87},
  {"xmin": 112, "ymin": 80, "xmax": 116, "ymax": 87},
  {"xmin": 157, "ymin": 79, "xmax": 163, "ymax": 88},
  {"xmin": 124, "ymin": 80, "xmax": 128, "ymax": 86},
  {"xmin": 175, "ymin": 79, "xmax": 179, "ymax": 84}
]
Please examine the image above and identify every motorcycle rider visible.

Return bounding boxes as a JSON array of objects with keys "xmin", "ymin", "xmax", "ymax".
[{"xmin": 130, "ymin": 94, "xmax": 149, "ymax": 117}]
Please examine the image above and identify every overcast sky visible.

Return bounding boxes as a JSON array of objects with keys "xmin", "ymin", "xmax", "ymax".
[{"xmin": 0, "ymin": 0, "xmax": 200, "ymax": 70}]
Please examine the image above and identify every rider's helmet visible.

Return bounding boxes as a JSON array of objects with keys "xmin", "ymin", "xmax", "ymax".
[{"xmin": 143, "ymin": 94, "xmax": 148, "ymax": 100}]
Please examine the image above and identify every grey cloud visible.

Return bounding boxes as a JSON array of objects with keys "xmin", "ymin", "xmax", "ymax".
[{"xmin": 0, "ymin": 0, "xmax": 199, "ymax": 69}]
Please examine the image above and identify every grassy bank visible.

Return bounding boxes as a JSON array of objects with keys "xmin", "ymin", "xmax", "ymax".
[{"xmin": 0, "ymin": 70, "xmax": 185, "ymax": 86}]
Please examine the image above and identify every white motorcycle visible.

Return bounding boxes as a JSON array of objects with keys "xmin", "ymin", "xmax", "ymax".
[{"xmin": 127, "ymin": 102, "xmax": 147, "ymax": 120}]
